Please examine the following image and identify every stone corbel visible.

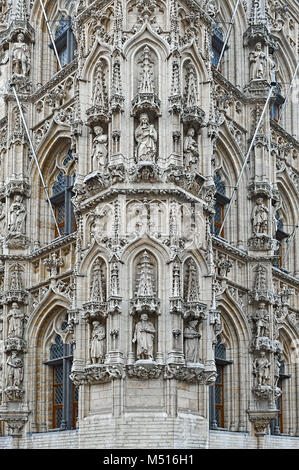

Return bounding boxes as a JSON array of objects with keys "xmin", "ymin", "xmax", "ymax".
[
  {"xmin": 86, "ymin": 105, "xmax": 111, "ymax": 128},
  {"xmin": 130, "ymin": 296, "xmax": 161, "ymax": 317},
  {"xmin": 0, "ymin": 410, "xmax": 29, "ymax": 437},
  {"xmin": 84, "ymin": 364, "xmax": 124, "ymax": 384},
  {"xmin": 247, "ymin": 409, "xmax": 277, "ymax": 436},
  {"xmin": 182, "ymin": 301, "xmax": 207, "ymax": 321},
  {"xmin": 82, "ymin": 301, "xmax": 108, "ymax": 323}
]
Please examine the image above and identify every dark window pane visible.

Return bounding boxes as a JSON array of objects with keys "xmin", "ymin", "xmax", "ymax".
[
  {"xmin": 214, "ymin": 173, "xmax": 226, "ymax": 196},
  {"xmin": 52, "ymin": 171, "xmax": 66, "ymax": 196},
  {"xmin": 54, "ymin": 365, "xmax": 63, "ymax": 384},
  {"xmin": 55, "ymin": 384, "xmax": 63, "ymax": 405},
  {"xmin": 55, "ymin": 408, "xmax": 62, "ymax": 428},
  {"xmin": 50, "ymin": 335, "xmax": 64, "ymax": 359},
  {"xmin": 215, "ymin": 338, "xmax": 226, "ymax": 359}
]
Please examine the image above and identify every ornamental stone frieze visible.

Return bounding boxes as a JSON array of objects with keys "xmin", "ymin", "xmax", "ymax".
[{"xmin": 70, "ymin": 362, "xmax": 217, "ymax": 385}]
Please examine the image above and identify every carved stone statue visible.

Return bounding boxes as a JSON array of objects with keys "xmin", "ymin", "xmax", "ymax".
[
  {"xmin": 6, "ymin": 351, "xmax": 23, "ymax": 388},
  {"xmin": 11, "ymin": 33, "xmax": 30, "ymax": 76},
  {"xmin": 132, "ymin": 313, "xmax": 155, "ymax": 360},
  {"xmin": 184, "ymin": 319, "xmax": 201, "ymax": 363},
  {"xmin": 185, "ymin": 65, "xmax": 198, "ymax": 108},
  {"xmin": 8, "ymin": 194, "xmax": 26, "ymax": 233},
  {"xmin": 216, "ymin": 254, "xmax": 232, "ymax": 278},
  {"xmin": 253, "ymin": 351, "xmax": 271, "ymax": 386},
  {"xmin": 183, "ymin": 127, "xmax": 199, "ymax": 171},
  {"xmin": 91, "ymin": 126, "xmax": 108, "ymax": 172},
  {"xmin": 251, "ymin": 198, "xmax": 269, "ymax": 235},
  {"xmin": 7, "ymin": 302, "xmax": 25, "ymax": 338},
  {"xmin": 135, "ymin": 113, "xmax": 157, "ymax": 162},
  {"xmin": 249, "ymin": 43, "xmax": 266, "ymax": 80},
  {"xmin": 268, "ymin": 54, "xmax": 278, "ymax": 84},
  {"xmin": 252, "ymin": 303, "xmax": 269, "ymax": 338},
  {"xmin": 90, "ymin": 320, "xmax": 106, "ymax": 364},
  {"xmin": 43, "ymin": 252, "xmax": 63, "ymax": 277}
]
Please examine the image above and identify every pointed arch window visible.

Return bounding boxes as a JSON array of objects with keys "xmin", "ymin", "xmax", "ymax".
[
  {"xmin": 271, "ymin": 358, "xmax": 291, "ymax": 435},
  {"xmin": 212, "ymin": 172, "xmax": 230, "ymax": 238},
  {"xmin": 209, "ymin": 336, "xmax": 233, "ymax": 429},
  {"xmin": 51, "ymin": 15, "xmax": 76, "ymax": 69},
  {"xmin": 273, "ymin": 211, "xmax": 289, "ymax": 269},
  {"xmin": 44, "ymin": 328, "xmax": 78, "ymax": 430},
  {"xmin": 50, "ymin": 161, "xmax": 76, "ymax": 239},
  {"xmin": 211, "ymin": 23, "xmax": 228, "ymax": 72},
  {"xmin": 270, "ymin": 84, "xmax": 285, "ymax": 123}
]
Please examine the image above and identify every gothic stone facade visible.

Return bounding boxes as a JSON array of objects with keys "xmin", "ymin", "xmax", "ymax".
[{"xmin": 0, "ymin": 0, "xmax": 298, "ymax": 450}]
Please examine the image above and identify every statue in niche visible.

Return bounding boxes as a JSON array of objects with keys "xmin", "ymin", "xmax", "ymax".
[
  {"xmin": 249, "ymin": 42, "xmax": 266, "ymax": 80},
  {"xmin": 8, "ymin": 194, "xmax": 26, "ymax": 234},
  {"xmin": 0, "ymin": 201, "xmax": 5, "ymax": 235},
  {"xmin": 185, "ymin": 65, "xmax": 198, "ymax": 108},
  {"xmin": 11, "ymin": 33, "xmax": 30, "ymax": 76},
  {"xmin": 90, "ymin": 320, "xmax": 106, "ymax": 364},
  {"xmin": 90, "ymin": 260, "xmax": 105, "ymax": 303},
  {"xmin": 184, "ymin": 319, "xmax": 201, "ymax": 363},
  {"xmin": 128, "ymin": 205, "xmax": 147, "ymax": 236},
  {"xmin": 10, "ymin": 264, "xmax": 23, "ymax": 291},
  {"xmin": 7, "ymin": 302, "xmax": 25, "ymax": 339},
  {"xmin": 251, "ymin": 198, "xmax": 269, "ymax": 235},
  {"xmin": 91, "ymin": 126, "xmax": 108, "ymax": 172},
  {"xmin": 252, "ymin": 303, "xmax": 269, "ymax": 338},
  {"xmin": 253, "ymin": 351, "xmax": 271, "ymax": 386},
  {"xmin": 216, "ymin": 254, "xmax": 232, "ymax": 278},
  {"xmin": 268, "ymin": 54, "xmax": 278, "ymax": 84},
  {"xmin": 6, "ymin": 351, "xmax": 23, "ymax": 388},
  {"xmin": 183, "ymin": 127, "xmax": 199, "ymax": 172},
  {"xmin": 132, "ymin": 313, "xmax": 155, "ymax": 361},
  {"xmin": 135, "ymin": 113, "xmax": 157, "ymax": 163}
]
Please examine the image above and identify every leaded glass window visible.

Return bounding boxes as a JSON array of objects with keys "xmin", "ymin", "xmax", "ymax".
[
  {"xmin": 209, "ymin": 336, "xmax": 233, "ymax": 430},
  {"xmin": 52, "ymin": 171, "xmax": 66, "ymax": 196},
  {"xmin": 50, "ymin": 335, "xmax": 64, "ymax": 360},
  {"xmin": 212, "ymin": 173, "xmax": 230, "ymax": 238},
  {"xmin": 211, "ymin": 24, "xmax": 227, "ymax": 72},
  {"xmin": 45, "ymin": 332, "xmax": 78, "ymax": 431},
  {"xmin": 52, "ymin": 15, "xmax": 76, "ymax": 70},
  {"xmin": 273, "ymin": 211, "xmax": 289, "ymax": 269},
  {"xmin": 50, "ymin": 162, "xmax": 76, "ymax": 239}
]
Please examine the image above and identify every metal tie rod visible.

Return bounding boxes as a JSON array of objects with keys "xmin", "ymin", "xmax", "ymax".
[
  {"xmin": 277, "ymin": 60, "xmax": 299, "ymax": 124},
  {"xmin": 218, "ymin": 83, "xmax": 276, "ymax": 236},
  {"xmin": 39, "ymin": 0, "xmax": 62, "ymax": 70},
  {"xmin": 10, "ymin": 82, "xmax": 62, "ymax": 237},
  {"xmin": 216, "ymin": 0, "xmax": 241, "ymax": 72}
]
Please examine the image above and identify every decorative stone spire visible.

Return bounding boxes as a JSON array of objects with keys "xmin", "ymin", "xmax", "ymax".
[
  {"xmin": 10, "ymin": 0, "xmax": 29, "ymax": 22},
  {"xmin": 138, "ymin": 46, "xmax": 155, "ymax": 94},
  {"xmin": 185, "ymin": 259, "xmax": 200, "ymax": 302},
  {"xmin": 135, "ymin": 250, "xmax": 155, "ymax": 297},
  {"xmin": 248, "ymin": 0, "xmax": 268, "ymax": 26}
]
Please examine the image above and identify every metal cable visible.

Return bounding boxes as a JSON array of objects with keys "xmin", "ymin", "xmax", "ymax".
[
  {"xmin": 39, "ymin": 0, "xmax": 62, "ymax": 70},
  {"xmin": 10, "ymin": 82, "xmax": 62, "ymax": 237},
  {"xmin": 216, "ymin": 0, "xmax": 241, "ymax": 72},
  {"xmin": 218, "ymin": 83, "xmax": 276, "ymax": 237}
]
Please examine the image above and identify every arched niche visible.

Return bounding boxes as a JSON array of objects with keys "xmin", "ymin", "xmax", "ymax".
[
  {"xmin": 89, "ymin": 256, "xmax": 108, "ymax": 303},
  {"xmin": 183, "ymin": 256, "xmax": 200, "ymax": 303}
]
